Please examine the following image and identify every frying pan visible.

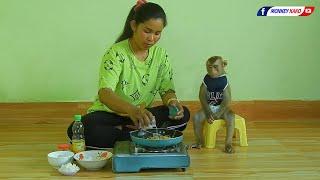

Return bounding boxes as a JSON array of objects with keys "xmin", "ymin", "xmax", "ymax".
[{"xmin": 130, "ymin": 128, "xmax": 183, "ymax": 148}]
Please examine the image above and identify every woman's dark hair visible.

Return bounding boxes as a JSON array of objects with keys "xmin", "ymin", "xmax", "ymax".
[{"xmin": 115, "ymin": 2, "xmax": 167, "ymax": 43}]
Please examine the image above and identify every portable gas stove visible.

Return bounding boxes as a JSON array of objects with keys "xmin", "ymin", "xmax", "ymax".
[{"xmin": 112, "ymin": 141, "xmax": 190, "ymax": 173}]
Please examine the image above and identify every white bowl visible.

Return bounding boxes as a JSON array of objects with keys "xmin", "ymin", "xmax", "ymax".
[
  {"xmin": 47, "ymin": 151, "xmax": 74, "ymax": 169},
  {"xmin": 58, "ymin": 163, "xmax": 80, "ymax": 176},
  {"xmin": 74, "ymin": 150, "xmax": 112, "ymax": 170}
]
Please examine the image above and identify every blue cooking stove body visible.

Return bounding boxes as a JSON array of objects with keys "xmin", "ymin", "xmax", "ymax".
[{"xmin": 112, "ymin": 141, "xmax": 190, "ymax": 173}]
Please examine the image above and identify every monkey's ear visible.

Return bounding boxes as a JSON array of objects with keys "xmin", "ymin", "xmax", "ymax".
[{"xmin": 223, "ymin": 60, "xmax": 228, "ymax": 66}]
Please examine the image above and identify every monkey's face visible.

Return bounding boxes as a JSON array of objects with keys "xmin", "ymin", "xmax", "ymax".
[{"xmin": 206, "ymin": 59, "xmax": 225, "ymax": 78}]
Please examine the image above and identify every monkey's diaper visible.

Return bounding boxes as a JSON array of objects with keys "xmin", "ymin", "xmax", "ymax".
[{"xmin": 209, "ymin": 105, "xmax": 220, "ymax": 113}]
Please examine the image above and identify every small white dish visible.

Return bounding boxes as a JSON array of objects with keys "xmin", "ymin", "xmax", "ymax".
[{"xmin": 58, "ymin": 163, "xmax": 80, "ymax": 176}]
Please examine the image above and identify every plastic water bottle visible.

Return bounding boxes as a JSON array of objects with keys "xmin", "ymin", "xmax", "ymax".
[{"xmin": 72, "ymin": 115, "xmax": 85, "ymax": 153}]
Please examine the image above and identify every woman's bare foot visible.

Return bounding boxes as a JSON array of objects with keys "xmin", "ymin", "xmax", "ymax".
[
  {"xmin": 115, "ymin": 125, "xmax": 122, "ymax": 130},
  {"xmin": 225, "ymin": 144, "xmax": 234, "ymax": 153},
  {"xmin": 190, "ymin": 143, "xmax": 202, "ymax": 149}
]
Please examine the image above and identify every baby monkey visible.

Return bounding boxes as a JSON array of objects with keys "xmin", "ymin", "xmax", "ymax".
[{"xmin": 192, "ymin": 56, "xmax": 235, "ymax": 153}]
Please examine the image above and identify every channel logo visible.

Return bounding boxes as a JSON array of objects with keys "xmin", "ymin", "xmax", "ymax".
[{"xmin": 257, "ymin": 6, "xmax": 315, "ymax": 16}]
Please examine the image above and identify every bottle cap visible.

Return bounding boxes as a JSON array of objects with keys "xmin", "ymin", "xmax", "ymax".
[
  {"xmin": 74, "ymin": 114, "xmax": 82, "ymax": 121},
  {"xmin": 169, "ymin": 106, "xmax": 179, "ymax": 116},
  {"xmin": 57, "ymin": 143, "xmax": 70, "ymax": 151}
]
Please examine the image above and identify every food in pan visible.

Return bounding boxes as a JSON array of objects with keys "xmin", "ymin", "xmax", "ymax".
[{"xmin": 146, "ymin": 134, "xmax": 170, "ymax": 140}]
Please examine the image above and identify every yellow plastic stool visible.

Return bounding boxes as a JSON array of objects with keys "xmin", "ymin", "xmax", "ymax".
[{"xmin": 203, "ymin": 114, "xmax": 248, "ymax": 148}]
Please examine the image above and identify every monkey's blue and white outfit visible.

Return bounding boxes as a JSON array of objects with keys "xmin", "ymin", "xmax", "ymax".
[
  {"xmin": 204, "ymin": 74, "xmax": 228, "ymax": 111},
  {"xmin": 194, "ymin": 74, "xmax": 229, "ymax": 121}
]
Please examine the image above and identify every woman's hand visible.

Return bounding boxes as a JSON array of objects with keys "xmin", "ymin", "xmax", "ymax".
[
  {"xmin": 127, "ymin": 104, "xmax": 154, "ymax": 129},
  {"xmin": 168, "ymin": 99, "xmax": 184, "ymax": 120}
]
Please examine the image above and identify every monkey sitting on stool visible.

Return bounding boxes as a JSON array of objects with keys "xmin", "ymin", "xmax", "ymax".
[{"xmin": 192, "ymin": 56, "xmax": 235, "ymax": 153}]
